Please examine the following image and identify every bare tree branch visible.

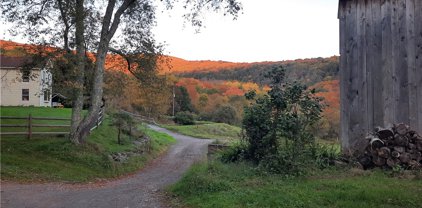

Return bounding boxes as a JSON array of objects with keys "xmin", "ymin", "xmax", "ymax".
[
  {"xmin": 108, "ymin": 47, "xmax": 143, "ymax": 80},
  {"xmin": 99, "ymin": 0, "xmax": 117, "ymax": 42},
  {"xmin": 106, "ymin": 0, "xmax": 136, "ymax": 40}
]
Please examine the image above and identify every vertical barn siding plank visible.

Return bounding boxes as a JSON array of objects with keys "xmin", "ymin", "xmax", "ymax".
[
  {"xmin": 356, "ymin": 0, "xmax": 368, "ymax": 141},
  {"xmin": 343, "ymin": 0, "xmax": 355, "ymax": 151},
  {"xmin": 394, "ymin": 0, "xmax": 410, "ymax": 124},
  {"xmin": 381, "ymin": 0, "xmax": 394, "ymax": 127},
  {"xmin": 348, "ymin": 0, "xmax": 360, "ymax": 150},
  {"xmin": 371, "ymin": 0, "xmax": 384, "ymax": 127},
  {"xmin": 365, "ymin": 0, "xmax": 374, "ymax": 131},
  {"xmin": 390, "ymin": 0, "xmax": 399, "ymax": 124},
  {"xmin": 406, "ymin": 0, "xmax": 418, "ymax": 130},
  {"xmin": 339, "ymin": 1, "xmax": 350, "ymax": 150},
  {"xmin": 415, "ymin": 0, "xmax": 422, "ymax": 133}
]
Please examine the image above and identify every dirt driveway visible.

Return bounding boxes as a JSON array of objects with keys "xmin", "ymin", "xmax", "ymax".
[{"xmin": 1, "ymin": 125, "xmax": 212, "ymax": 208}]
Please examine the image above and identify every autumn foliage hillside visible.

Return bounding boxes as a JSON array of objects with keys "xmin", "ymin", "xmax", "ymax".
[
  {"xmin": 160, "ymin": 56, "xmax": 253, "ymax": 73},
  {"xmin": 0, "ymin": 40, "xmax": 253, "ymax": 74},
  {"xmin": 1, "ymin": 40, "xmax": 341, "ymax": 138}
]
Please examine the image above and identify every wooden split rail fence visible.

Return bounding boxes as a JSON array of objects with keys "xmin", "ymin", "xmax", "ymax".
[
  {"xmin": 0, "ymin": 108, "xmax": 104, "ymax": 139},
  {"xmin": 0, "ymin": 115, "xmax": 71, "ymax": 139}
]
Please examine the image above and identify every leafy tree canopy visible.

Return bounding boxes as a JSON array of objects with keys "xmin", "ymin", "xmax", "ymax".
[{"xmin": 1, "ymin": 0, "xmax": 242, "ymax": 143}]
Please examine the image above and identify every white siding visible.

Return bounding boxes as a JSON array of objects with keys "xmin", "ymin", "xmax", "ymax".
[{"xmin": 0, "ymin": 68, "xmax": 52, "ymax": 107}]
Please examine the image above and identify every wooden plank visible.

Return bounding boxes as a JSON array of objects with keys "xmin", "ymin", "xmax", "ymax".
[
  {"xmin": 0, "ymin": 124, "xmax": 28, "ymax": 127},
  {"xmin": 0, "ymin": 132, "xmax": 70, "ymax": 135},
  {"xmin": 339, "ymin": 0, "xmax": 347, "ymax": 150},
  {"xmin": 32, "ymin": 117, "xmax": 71, "ymax": 121},
  {"xmin": 381, "ymin": 0, "xmax": 394, "ymax": 127},
  {"xmin": 415, "ymin": 0, "xmax": 422, "ymax": 133},
  {"xmin": 0, "ymin": 132, "xmax": 29, "ymax": 135},
  {"xmin": 356, "ymin": 0, "xmax": 368, "ymax": 142},
  {"xmin": 349, "ymin": 0, "xmax": 362, "ymax": 148},
  {"xmin": 0, "ymin": 116, "xmax": 70, "ymax": 121},
  {"xmin": 32, "ymin": 124, "xmax": 71, "ymax": 127},
  {"xmin": 406, "ymin": 0, "xmax": 418, "ymax": 130},
  {"xmin": 31, "ymin": 132, "xmax": 70, "ymax": 135},
  {"xmin": 0, "ymin": 116, "xmax": 28, "ymax": 120},
  {"xmin": 390, "ymin": 0, "xmax": 399, "ymax": 125},
  {"xmin": 28, "ymin": 114, "xmax": 32, "ymax": 139},
  {"xmin": 371, "ymin": 0, "xmax": 384, "ymax": 127},
  {"xmin": 366, "ymin": 0, "xmax": 374, "ymax": 131},
  {"xmin": 340, "ymin": 0, "xmax": 354, "ymax": 151},
  {"xmin": 394, "ymin": 0, "xmax": 410, "ymax": 124}
]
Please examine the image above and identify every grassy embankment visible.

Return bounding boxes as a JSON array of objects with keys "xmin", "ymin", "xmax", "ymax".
[
  {"xmin": 161, "ymin": 122, "xmax": 241, "ymax": 144},
  {"xmin": 170, "ymin": 161, "xmax": 422, "ymax": 208},
  {"xmin": 162, "ymin": 122, "xmax": 341, "ymax": 151},
  {"xmin": 0, "ymin": 106, "xmax": 175, "ymax": 182},
  {"xmin": 164, "ymin": 121, "xmax": 420, "ymax": 207}
]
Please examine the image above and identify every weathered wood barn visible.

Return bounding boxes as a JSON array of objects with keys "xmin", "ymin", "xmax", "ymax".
[{"xmin": 338, "ymin": 0, "xmax": 422, "ymax": 152}]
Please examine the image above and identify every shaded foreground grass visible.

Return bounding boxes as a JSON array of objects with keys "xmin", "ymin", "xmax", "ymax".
[
  {"xmin": 170, "ymin": 162, "xmax": 422, "ymax": 208},
  {"xmin": 1, "ymin": 107, "xmax": 175, "ymax": 182},
  {"xmin": 162, "ymin": 122, "xmax": 241, "ymax": 143}
]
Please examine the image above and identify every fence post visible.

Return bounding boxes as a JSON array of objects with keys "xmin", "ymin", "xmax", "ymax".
[
  {"xmin": 97, "ymin": 108, "xmax": 102, "ymax": 127},
  {"xmin": 28, "ymin": 114, "xmax": 32, "ymax": 139}
]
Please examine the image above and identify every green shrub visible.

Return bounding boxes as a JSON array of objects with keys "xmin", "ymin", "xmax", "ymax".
[
  {"xmin": 174, "ymin": 111, "xmax": 195, "ymax": 125},
  {"xmin": 220, "ymin": 143, "xmax": 249, "ymax": 163},
  {"xmin": 111, "ymin": 112, "xmax": 135, "ymax": 144},
  {"xmin": 226, "ymin": 66, "xmax": 337, "ymax": 176},
  {"xmin": 213, "ymin": 105, "xmax": 239, "ymax": 125}
]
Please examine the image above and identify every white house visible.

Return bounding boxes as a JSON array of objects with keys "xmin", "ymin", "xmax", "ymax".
[{"xmin": 0, "ymin": 55, "xmax": 52, "ymax": 107}]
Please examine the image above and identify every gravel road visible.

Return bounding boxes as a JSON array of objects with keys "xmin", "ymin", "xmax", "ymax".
[{"xmin": 1, "ymin": 125, "xmax": 212, "ymax": 208}]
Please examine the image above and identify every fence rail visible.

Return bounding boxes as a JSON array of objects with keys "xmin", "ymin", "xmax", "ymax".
[
  {"xmin": 0, "ymin": 114, "xmax": 71, "ymax": 139},
  {"xmin": 1, "ymin": 108, "xmax": 104, "ymax": 139},
  {"xmin": 0, "ymin": 116, "xmax": 71, "ymax": 120}
]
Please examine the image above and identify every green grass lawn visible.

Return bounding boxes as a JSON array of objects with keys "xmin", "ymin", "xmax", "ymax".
[
  {"xmin": 170, "ymin": 161, "xmax": 422, "ymax": 208},
  {"xmin": 162, "ymin": 122, "xmax": 241, "ymax": 144},
  {"xmin": 1, "ymin": 106, "xmax": 72, "ymax": 133},
  {"xmin": 1, "ymin": 106, "xmax": 73, "ymax": 117},
  {"xmin": 1, "ymin": 106, "xmax": 176, "ymax": 182}
]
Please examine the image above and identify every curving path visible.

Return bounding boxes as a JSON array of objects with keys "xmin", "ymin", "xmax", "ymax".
[{"xmin": 1, "ymin": 125, "xmax": 212, "ymax": 208}]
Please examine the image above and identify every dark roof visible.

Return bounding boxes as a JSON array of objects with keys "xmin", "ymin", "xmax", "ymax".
[
  {"xmin": 52, "ymin": 93, "xmax": 68, "ymax": 99},
  {"xmin": 0, "ymin": 55, "xmax": 32, "ymax": 68}
]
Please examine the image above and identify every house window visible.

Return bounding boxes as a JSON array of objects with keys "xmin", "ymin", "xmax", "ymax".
[
  {"xmin": 43, "ymin": 90, "xmax": 50, "ymax": 102},
  {"xmin": 22, "ymin": 70, "xmax": 30, "ymax": 82},
  {"xmin": 22, "ymin": 89, "xmax": 29, "ymax": 101}
]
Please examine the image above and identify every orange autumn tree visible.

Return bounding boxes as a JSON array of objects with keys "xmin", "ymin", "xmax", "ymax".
[{"xmin": 311, "ymin": 80, "xmax": 340, "ymax": 140}]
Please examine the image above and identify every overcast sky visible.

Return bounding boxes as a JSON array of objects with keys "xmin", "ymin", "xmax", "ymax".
[
  {"xmin": 153, "ymin": 0, "xmax": 339, "ymax": 62},
  {"xmin": 1, "ymin": 0, "xmax": 339, "ymax": 63}
]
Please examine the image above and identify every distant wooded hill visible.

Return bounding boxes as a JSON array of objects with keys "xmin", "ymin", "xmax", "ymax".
[
  {"xmin": 173, "ymin": 56, "xmax": 339, "ymax": 86},
  {"xmin": 1, "ymin": 40, "xmax": 339, "ymax": 86}
]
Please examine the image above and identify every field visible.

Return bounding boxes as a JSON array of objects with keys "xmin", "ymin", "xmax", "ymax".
[
  {"xmin": 0, "ymin": 107, "xmax": 175, "ymax": 182},
  {"xmin": 162, "ymin": 122, "xmax": 241, "ymax": 144},
  {"xmin": 170, "ymin": 161, "xmax": 422, "ymax": 208}
]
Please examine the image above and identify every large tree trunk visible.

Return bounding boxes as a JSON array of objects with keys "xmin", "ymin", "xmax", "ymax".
[
  {"xmin": 70, "ymin": 0, "xmax": 135, "ymax": 143},
  {"xmin": 72, "ymin": 47, "xmax": 108, "ymax": 143},
  {"xmin": 69, "ymin": 0, "xmax": 86, "ymax": 144}
]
